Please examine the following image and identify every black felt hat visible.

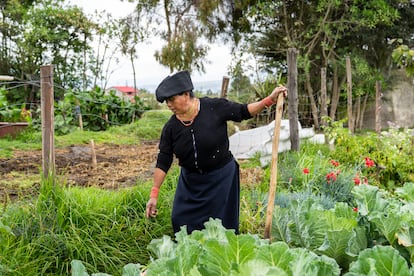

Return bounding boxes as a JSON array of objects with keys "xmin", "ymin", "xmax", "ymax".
[{"xmin": 155, "ymin": 70, "xmax": 194, "ymax": 103}]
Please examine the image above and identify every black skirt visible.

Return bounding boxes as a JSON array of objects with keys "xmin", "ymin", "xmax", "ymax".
[{"xmin": 171, "ymin": 159, "xmax": 240, "ymax": 234}]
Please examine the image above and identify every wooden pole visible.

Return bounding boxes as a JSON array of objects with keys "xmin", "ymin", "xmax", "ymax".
[
  {"xmin": 346, "ymin": 56, "xmax": 354, "ymax": 133},
  {"xmin": 287, "ymin": 48, "xmax": 299, "ymax": 151},
  {"xmin": 375, "ymin": 80, "xmax": 382, "ymax": 133},
  {"xmin": 75, "ymin": 99, "xmax": 83, "ymax": 130},
  {"xmin": 221, "ymin": 76, "xmax": 230, "ymax": 98},
  {"xmin": 90, "ymin": 139, "xmax": 97, "ymax": 169},
  {"xmin": 40, "ymin": 65, "xmax": 55, "ymax": 178},
  {"xmin": 264, "ymin": 92, "xmax": 284, "ymax": 240},
  {"xmin": 320, "ymin": 67, "xmax": 328, "ymax": 127}
]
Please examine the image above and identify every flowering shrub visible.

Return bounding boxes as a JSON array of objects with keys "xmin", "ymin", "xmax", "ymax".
[{"xmin": 324, "ymin": 121, "xmax": 414, "ymax": 188}]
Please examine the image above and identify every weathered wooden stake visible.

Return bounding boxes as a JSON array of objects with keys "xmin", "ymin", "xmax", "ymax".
[
  {"xmin": 346, "ymin": 56, "xmax": 354, "ymax": 133},
  {"xmin": 287, "ymin": 48, "xmax": 299, "ymax": 151},
  {"xmin": 264, "ymin": 92, "xmax": 284, "ymax": 240},
  {"xmin": 41, "ymin": 65, "xmax": 55, "ymax": 178},
  {"xmin": 90, "ymin": 139, "xmax": 97, "ymax": 169},
  {"xmin": 221, "ymin": 76, "xmax": 230, "ymax": 98},
  {"xmin": 75, "ymin": 99, "xmax": 83, "ymax": 130}
]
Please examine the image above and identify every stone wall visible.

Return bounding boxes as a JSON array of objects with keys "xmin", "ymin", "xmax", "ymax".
[{"xmin": 363, "ymin": 70, "xmax": 414, "ymax": 129}]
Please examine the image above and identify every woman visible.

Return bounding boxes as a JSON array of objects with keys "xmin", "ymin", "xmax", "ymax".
[{"xmin": 145, "ymin": 70, "xmax": 287, "ymax": 234}]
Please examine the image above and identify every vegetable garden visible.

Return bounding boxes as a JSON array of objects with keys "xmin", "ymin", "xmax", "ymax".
[{"xmin": 1, "ymin": 109, "xmax": 414, "ymax": 275}]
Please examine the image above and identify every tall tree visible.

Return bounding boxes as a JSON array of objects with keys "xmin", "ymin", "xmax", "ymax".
[
  {"xmin": 119, "ymin": 9, "xmax": 151, "ymax": 91},
  {"xmin": 242, "ymin": 0, "xmax": 400, "ymax": 128},
  {"xmin": 18, "ymin": 0, "xmax": 97, "ymax": 97}
]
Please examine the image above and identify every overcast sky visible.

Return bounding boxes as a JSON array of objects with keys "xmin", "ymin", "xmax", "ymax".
[{"xmin": 68, "ymin": 0, "xmax": 233, "ymax": 89}]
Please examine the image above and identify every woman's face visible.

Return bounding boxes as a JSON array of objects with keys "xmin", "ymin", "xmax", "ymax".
[{"xmin": 166, "ymin": 92, "xmax": 190, "ymax": 115}]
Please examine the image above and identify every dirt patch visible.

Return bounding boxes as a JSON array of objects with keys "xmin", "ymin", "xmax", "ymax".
[
  {"xmin": 0, "ymin": 141, "xmax": 262, "ymax": 202},
  {"xmin": 0, "ymin": 141, "xmax": 158, "ymax": 201}
]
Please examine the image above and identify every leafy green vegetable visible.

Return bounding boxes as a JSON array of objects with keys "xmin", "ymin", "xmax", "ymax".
[
  {"xmin": 396, "ymin": 224, "xmax": 414, "ymax": 264},
  {"xmin": 344, "ymin": 246, "xmax": 411, "ymax": 276},
  {"xmin": 352, "ymin": 184, "xmax": 388, "ymax": 216},
  {"xmin": 144, "ymin": 219, "xmax": 341, "ymax": 275},
  {"xmin": 395, "ymin": 182, "xmax": 414, "ymax": 203}
]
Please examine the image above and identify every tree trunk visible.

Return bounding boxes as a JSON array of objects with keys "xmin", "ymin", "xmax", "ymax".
[
  {"xmin": 354, "ymin": 96, "xmax": 361, "ymax": 131},
  {"xmin": 346, "ymin": 56, "xmax": 354, "ymax": 133},
  {"xmin": 329, "ymin": 64, "xmax": 339, "ymax": 121},
  {"xmin": 360, "ymin": 93, "xmax": 369, "ymax": 130},
  {"xmin": 320, "ymin": 67, "xmax": 328, "ymax": 127},
  {"xmin": 287, "ymin": 48, "xmax": 299, "ymax": 151},
  {"xmin": 305, "ymin": 70, "xmax": 320, "ymax": 130},
  {"xmin": 130, "ymin": 51, "xmax": 137, "ymax": 94}
]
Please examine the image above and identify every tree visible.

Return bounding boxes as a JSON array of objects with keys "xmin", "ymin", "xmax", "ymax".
[
  {"xmin": 242, "ymin": 0, "xmax": 400, "ymax": 129},
  {"xmin": 18, "ymin": 0, "xmax": 97, "ymax": 98},
  {"xmin": 119, "ymin": 9, "xmax": 151, "ymax": 91}
]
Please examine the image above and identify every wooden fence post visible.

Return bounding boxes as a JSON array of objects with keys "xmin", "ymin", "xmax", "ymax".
[
  {"xmin": 287, "ymin": 48, "xmax": 299, "ymax": 151},
  {"xmin": 346, "ymin": 56, "xmax": 354, "ymax": 133},
  {"xmin": 41, "ymin": 65, "xmax": 55, "ymax": 178},
  {"xmin": 75, "ymin": 99, "xmax": 83, "ymax": 130},
  {"xmin": 221, "ymin": 76, "xmax": 230, "ymax": 98}
]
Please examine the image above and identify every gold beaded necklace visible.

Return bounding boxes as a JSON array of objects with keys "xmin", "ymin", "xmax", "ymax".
[{"xmin": 177, "ymin": 98, "xmax": 199, "ymax": 127}]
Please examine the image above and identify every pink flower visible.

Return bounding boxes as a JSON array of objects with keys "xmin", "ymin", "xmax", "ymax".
[
  {"xmin": 303, "ymin": 168, "xmax": 310, "ymax": 174},
  {"xmin": 326, "ymin": 171, "xmax": 337, "ymax": 183},
  {"xmin": 330, "ymin": 160, "xmax": 339, "ymax": 167},
  {"xmin": 353, "ymin": 176, "xmax": 361, "ymax": 185},
  {"xmin": 364, "ymin": 157, "xmax": 375, "ymax": 168}
]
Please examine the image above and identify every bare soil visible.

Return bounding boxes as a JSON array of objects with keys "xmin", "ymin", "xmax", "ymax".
[
  {"xmin": 0, "ymin": 141, "xmax": 158, "ymax": 202},
  {"xmin": 0, "ymin": 141, "xmax": 262, "ymax": 203}
]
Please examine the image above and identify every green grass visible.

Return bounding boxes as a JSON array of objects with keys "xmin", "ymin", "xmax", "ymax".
[
  {"xmin": 0, "ymin": 176, "xmax": 173, "ymax": 276},
  {"xmin": 0, "ymin": 109, "xmax": 171, "ymax": 158}
]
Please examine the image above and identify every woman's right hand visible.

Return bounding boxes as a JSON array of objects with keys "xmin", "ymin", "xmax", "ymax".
[{"xmin": 146, "ymin": 198, "xmax": 158, "ymax": 218}]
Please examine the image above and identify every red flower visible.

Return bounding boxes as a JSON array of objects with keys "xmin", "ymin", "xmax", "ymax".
[
  {"xmin": 353, "ymin": 207, "xmax": 358, "ymax": 212},
  {"xmin": 330, "ymin": 160, "xmax": 339, "ymax": 167},
  {"xmin": 353, "ymin": 176, "xmax": 361, "ymax": 185},
  {"xmin": 326, "ymin": 171, "xmax": 337, "ymax": 183},
  {"xmin": 364, "ymin": 157, "xmax": 375, "ymax": 168},
  {"xmin": 303, "ymin": 168, "xmax": 310, "ymax": 174}
]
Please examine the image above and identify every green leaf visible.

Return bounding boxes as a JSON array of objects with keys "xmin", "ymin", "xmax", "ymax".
[
  {"xmin": 395, "ymin": 182, "xmax": 414, "ymax": 203},
  {"xmin": 0, "ymin": 220, "xmax": 13, "ymax": 236},
  {"xmin": 147, "ymin": 235, "xmax": 177, "ymax": 259},
  {"xmin": 199, "ymin": 230, "xmax": 258, "ymax": 275},
  {"xmin": 352, "ymin": 185, "xmax": 388, "ymax": 216},
  {"xmin": 369, "ymin": 211, "xmax": 403, "ymax": 245},
  {"xmin": 345, "ymin": 246, "xmax": 411, "ymax": 276},
  {"xmin": 271, "ymin": 205, "xmax": 293, "ymax": 244},
  {"xmin": 233, "ymin": 260, "xmax": 288, "ymax": 276},
  {"xmin": 122, "ymin": 263, "xmax": 142, "ymax": 276},
  {"xmin": 256, "ymin": 242, "xmax": 294, "ymax": 271},
  {"xmin": 290, "ymin": 248, "xmax": 340, "ymax": 276},
  {"xmin": 70, "ymin": 260, "xmax": 89, "ymax": 276},
  {"xmin": 317, "ymin": 229, "xmax": 355, "ymax": 269},
  {"xmin": 346, "ymin": 227, "xmax": 368, "ymax": 258},
  {"xmin": 396, "ymin": 225, "xmax": 414, "ymax": 263}
]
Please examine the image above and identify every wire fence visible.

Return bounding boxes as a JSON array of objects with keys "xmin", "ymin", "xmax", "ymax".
[{"xmin": 0, "ymin": 78, "xmax": 408, "ymax": 134}]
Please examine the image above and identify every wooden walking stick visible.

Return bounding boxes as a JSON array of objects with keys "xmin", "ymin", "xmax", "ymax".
[{"xmin": 264, "ymin": 92, "xmax": 284, "ymax": 240}]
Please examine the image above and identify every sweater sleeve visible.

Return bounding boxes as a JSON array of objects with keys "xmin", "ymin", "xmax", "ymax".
[{"xmin": 155, "ymin": 122, "xmax": 174, "ymax": 173}]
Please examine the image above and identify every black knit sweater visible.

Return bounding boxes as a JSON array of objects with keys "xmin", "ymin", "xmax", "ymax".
[{"xmin": 156, "ymin": 97, "xmax": 252, "ymax": 173}]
